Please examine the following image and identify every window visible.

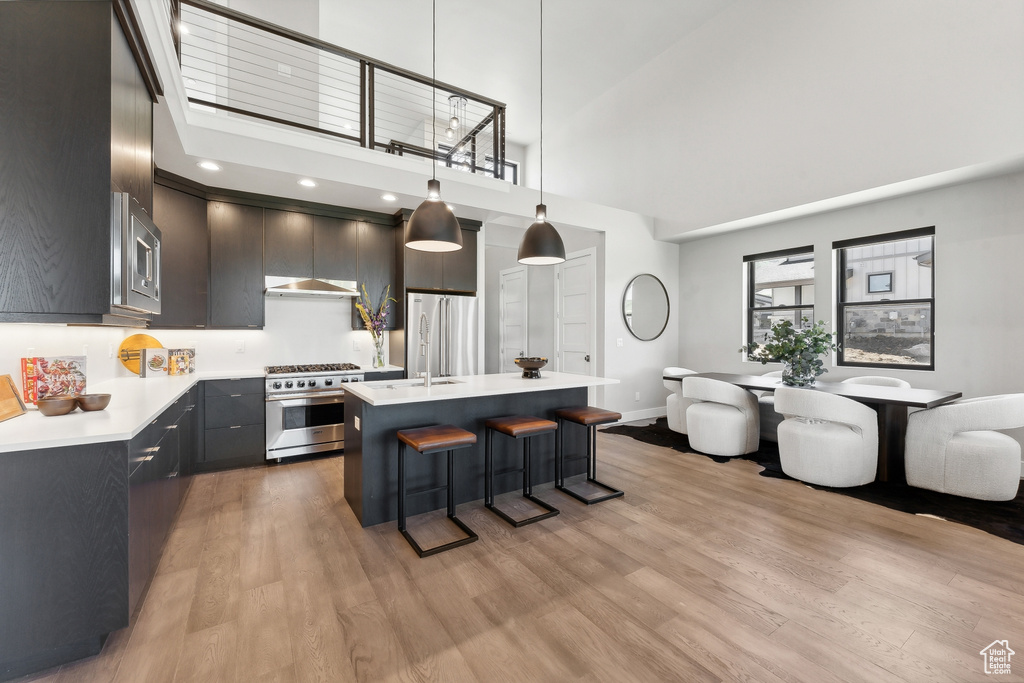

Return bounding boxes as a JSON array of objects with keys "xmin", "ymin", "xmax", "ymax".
[
  {"xmin": 834, "ymin": 227, "xmax": 934, "ymax": 369},
  {"xmin": 744, "ymin": 246, "xmax": 815, "ymax": 356}
]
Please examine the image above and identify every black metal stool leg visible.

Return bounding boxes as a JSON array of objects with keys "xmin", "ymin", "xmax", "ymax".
[
  {"xmin": 484, "ymin": 429, "xmax": 559, "ymax": 528},
  {"xmin": 398, "ymin": 441, "xmax": 406, "ymax": 532},
  {"xmin": 555, "ymin": 417, "xmax": 563, "ymax": 487},
  {"xmin": 557, "ymin": 420, "xmax": 624, "ymax": 505}
]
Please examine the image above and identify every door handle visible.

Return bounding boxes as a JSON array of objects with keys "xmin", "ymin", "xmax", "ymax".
[{"xmin": 585, "ymin": 355, "xmax": 591, "ymax": 362}]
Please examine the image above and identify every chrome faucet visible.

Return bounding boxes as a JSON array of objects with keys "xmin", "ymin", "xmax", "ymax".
[{"xmin": 418, "ymin": 312, "xmax": 431, "ymax": 387}]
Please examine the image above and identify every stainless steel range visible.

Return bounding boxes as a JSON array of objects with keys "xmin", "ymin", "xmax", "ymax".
[{"xmin": 264, "ymin": 363, "xmax": 364, "ymax": 461}]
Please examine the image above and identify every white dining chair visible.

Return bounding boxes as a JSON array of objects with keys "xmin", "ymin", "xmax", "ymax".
[
  {"xmin": 841, "ymin": 376, "xmax": 911, "ymax": 389},
  {"xmin": 905, "ymin": 394, "xmax": 1024, "ymax": 501},
  {"xmin": 682, "ymin": 376, "xmax": 759, "ymax": 456},
  {"xmin": 663, "ymin": 366, "xmax": 698, "ymax": 434},
  {"xmin": 774, "ymin": 386, "xmax": 879, "ymax": 487}
]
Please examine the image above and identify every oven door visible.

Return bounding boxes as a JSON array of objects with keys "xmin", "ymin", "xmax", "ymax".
[{"xmin": 265, "ymin": 393, "xmax": 345, "ymax": 460}]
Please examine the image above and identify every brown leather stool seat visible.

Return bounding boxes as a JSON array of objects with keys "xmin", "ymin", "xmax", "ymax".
[
  {"xmin": 396, "ymin": 424, "xmax": 478, "ymax": 558},
  {"xmin": 554, "ymin": 406, "xmax": 624, "ymax": 505},
  {"xmin": 484, "ymin": 415, "xmax": 560, "ymax": 527}
]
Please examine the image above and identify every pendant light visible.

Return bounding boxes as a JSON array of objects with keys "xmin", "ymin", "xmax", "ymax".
[
  {"xmin": 407, "ymin": 0, "xmax": 463, "ymax": 253},
  {"xmin": 518, "ymin": 0, "xmax": 565, "ymax": 266}
]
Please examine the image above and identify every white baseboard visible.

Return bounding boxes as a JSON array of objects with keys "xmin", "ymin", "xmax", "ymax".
[{"xmin": 616, "ymin": 407, "xmax": 666, "ymax": 424}]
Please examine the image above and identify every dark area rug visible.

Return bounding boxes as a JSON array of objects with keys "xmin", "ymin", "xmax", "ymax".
[{"xmin": 602, "ymin": 417, "xmax": 1024, "ymax": 546}]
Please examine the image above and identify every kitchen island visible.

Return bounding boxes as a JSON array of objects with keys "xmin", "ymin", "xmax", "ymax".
[{"xmin": 343, "ymin": 371, "xmax": 619, "ymax": 527}]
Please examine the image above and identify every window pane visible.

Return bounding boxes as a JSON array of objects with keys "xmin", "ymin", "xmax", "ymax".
[
  {"xmin": 842, "ymin": 303, "xmax": 931, "ymax": 365},
  {"xmin": 753, "ymin": 255, "xmax": 813, "ymax": 307},
  {"xmin": 843, "ymin": 236, "xmax": 932, "ymax": 302},
  {"xmin": 750, "ymin": 309, "xmax": 809, "ymax": 347}
]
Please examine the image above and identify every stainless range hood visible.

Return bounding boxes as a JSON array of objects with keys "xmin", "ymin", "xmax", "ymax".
[{"xmin": 264, "ymin": 276, "xmax": 359, "ymax": 298}]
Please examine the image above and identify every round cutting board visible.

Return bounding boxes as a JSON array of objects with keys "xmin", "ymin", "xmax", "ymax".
[{"xmin": 119, "ymin": 334, "xmax": 163, "ymax": 375}]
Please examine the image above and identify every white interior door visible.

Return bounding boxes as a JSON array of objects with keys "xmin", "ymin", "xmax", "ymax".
[
  {"xmin": 557, "ymin": 248, "xmax": 597, "ymax": 376},
  {"xmin": 499, "ymin": 266, "xmax": 528, "ymax": 373}
]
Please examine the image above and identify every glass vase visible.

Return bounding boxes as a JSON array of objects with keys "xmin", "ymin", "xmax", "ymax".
[
  {"xmin": 372, "ymin": 336, "xmax": 385, "ymax": 368},
  {"xmin": 782, "ymin": 360, "xmax": 816, "ymax": 387}
]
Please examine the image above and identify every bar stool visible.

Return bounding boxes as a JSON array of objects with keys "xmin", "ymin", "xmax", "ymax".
[
  {"xmin": 555, "ymin": 406, "xmax": 624, "ymax": 504},
  {"xmin": 396, "ymin": 424, "xmax": 478, "ymax": 558},
  {"xmin": 484, "ymin": 415, "xmax": 560, "ymax": 527}
]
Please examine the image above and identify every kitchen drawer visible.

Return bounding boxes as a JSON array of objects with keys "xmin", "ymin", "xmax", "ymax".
[
  {"xmin": 205, "ymin": 377, "xmax": 264, "ymax": 397},
  {"xmin": 364, "ymin": 370, "xmax": 404, "ymax": 382},
  {"xmin": 204, "ymin": 424, "xmax": 265, "ymax": 463},
  {"xmin": 204, "ymin": 393, "xmax": 264, "ymax": 429}
]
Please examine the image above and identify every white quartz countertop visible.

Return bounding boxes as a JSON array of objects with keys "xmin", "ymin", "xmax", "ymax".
[
  {"xmin": 0, "ymin": 369, "xmax": 264, "ymax": 454},
  {"xmin": 344, "ymin": 371, "xmax": 619, "ymax": 407}
]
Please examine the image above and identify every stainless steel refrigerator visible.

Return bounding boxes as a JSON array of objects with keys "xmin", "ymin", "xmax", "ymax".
[{"xmin": 406, "ymin": 292, "xmax": 480, "ymax": 377}]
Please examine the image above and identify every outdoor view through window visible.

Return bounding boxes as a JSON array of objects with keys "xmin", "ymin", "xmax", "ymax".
[{"xmin": 745, "ymin": 247, "xmax": 815, "ymax": 350}]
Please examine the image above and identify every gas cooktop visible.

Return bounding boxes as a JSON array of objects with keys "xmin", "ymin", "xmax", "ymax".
[{"xmin": 265, "ymin": 363, "xmax": 360, "ymax": 375}]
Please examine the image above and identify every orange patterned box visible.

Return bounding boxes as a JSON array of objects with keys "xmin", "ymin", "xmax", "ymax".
[{"xmin": 20, "ymin": 356, "xmax": 87, "ymax": 404}]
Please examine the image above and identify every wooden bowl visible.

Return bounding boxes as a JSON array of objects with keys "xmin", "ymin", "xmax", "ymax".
[
  {"xmin": 514, "ymin": 357, "xmax": 548, "ymax": 379},
  {"xmin": 37, "ymin": 396, "xmax": 79, "ymax": 416},
  {"xmin": 76, "ymin": 393, "xmax": 111, "ymax": 411}
]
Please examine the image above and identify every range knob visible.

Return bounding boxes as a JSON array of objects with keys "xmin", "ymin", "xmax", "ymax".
[
  {"xmin": 308, "ymin": 379, "xmax": 317, "ymax": 387},
  {"xmin": 324, "ymin": 378, "xmax": 334, "ymax": 386},
  {"xmin": 339, "ymin": 377, "xmax": 349, "ymax": 383},
  {"xmin": 297, "ymin": 380, "xmax": 306, "ymax": 388},
  {"xmin": 285, "ymin": 381, "xmax": 294, "ymax": 389},
  {"xmin": 350, "ymin": 377, "xmax": 361, "ymax": 382},
  {"xmin": 273, "ymin": 381, "xmax": 282, "ymax": 389}
]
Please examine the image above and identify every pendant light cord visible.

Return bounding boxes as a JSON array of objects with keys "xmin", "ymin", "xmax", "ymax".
[
  {"xmin": 431, "ymin": 0, "xmax": 437, "ymax": 183},
  {"xmin": 539, "ymin": 0, "xmax": 544, "ymax": 205}
]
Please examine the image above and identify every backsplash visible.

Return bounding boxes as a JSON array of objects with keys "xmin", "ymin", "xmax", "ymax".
[{"xmin": 0, "ymin": 298, "xmax": 386, "ymax": 388}]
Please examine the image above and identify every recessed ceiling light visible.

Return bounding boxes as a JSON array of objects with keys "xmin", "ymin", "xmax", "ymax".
[
  {"xmin": 298, "ymin": 178, "xmax": 317, "ymax": 188},
  {"xmin": 197, "ymin": 161, "xmax": 220, "ymax": 171},
  {"xmin": 179, "ymin": 22, "xmax": 190, "ymax": 35},
  {"xmin": 343, "ymin": 123, "xmax": 353, "ymax": 130},
  {"xmin": 380, "ymin": 193, "xmax": 397, "ymax": 202}
]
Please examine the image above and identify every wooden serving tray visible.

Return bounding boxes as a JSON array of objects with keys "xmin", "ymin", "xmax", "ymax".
[{"xmin": 0, "ymin": 374, "xmax": 27, "ymax": 423}]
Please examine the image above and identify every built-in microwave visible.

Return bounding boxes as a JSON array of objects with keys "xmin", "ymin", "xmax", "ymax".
[{"xmin": 111, "ymin": 191, "xmax": 161, "ymax": 317}]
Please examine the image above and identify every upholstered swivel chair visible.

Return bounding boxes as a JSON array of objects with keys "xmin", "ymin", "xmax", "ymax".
[
  {"xmin": 663, "ymin": 366, "xmax": 698, "ymax": 434},
  {"xmin": 682, "ymin": 376, "xmax": 759, "ymax": 456},
  {"xmin": 905, "ymin": 394, "xmax": 1024, "ymax": 501},
  {"xmin": 774, "ymin": 386, "xmax": 878, "ymax": 487},
  {"xmin": 753, "ymin": 370, "xmax": 784, "ymax": 443},
  {"xmin": 841, "ymin": 376, "xmax": 911, "ymax": 389}
]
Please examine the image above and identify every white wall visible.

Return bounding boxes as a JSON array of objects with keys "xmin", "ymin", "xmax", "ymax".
[
  {"xmin": 0, "ymin": 297, "xmax": 383, "ymax": 389},
  {"xmin": 537, "ymin": 0, "xmax": 1024, "ymax": 238},
  {"xmin": 677, "ymin": 169, "xmax": 1024, "ymax": 449}
]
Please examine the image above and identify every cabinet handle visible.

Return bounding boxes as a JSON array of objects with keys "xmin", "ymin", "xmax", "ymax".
[
  {"xmin": 166, "ymin": 424, "xmax": 178, "ymax": 430},
  {"xmin": 230, "ymin": 394, "xmax": 242, "ymax": 398},
  {"xmin": 230, "ymin": 425, "xmax": 242, "ymax": 429}
]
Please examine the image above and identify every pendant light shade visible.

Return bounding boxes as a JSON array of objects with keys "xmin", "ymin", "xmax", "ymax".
[
  {"xmin": 407, "ymin": 179, "xmax": 463, "ymax": 252},
  {"xmin": 518, "ymin": 0, "xmax": 565, "ymax": 266},
  {"xmin": 517, "ymin": 203, "xmax": 565, "ymax": 265},
  {"xmin": 406, "ymin": 0, "xmax": 463, "ymax": 253}
]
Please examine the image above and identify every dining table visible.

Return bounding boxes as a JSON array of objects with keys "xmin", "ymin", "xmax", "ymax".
[{"xmin": 665, "ymin": 372, "xmax": 962, "ymax": 483}]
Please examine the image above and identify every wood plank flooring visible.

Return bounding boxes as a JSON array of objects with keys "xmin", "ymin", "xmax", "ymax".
[{"xmin": 19, "ymin": 428, "xmax": 1024, "ymax": 682}]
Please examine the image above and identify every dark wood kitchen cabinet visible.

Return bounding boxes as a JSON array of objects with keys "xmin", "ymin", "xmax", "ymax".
[
  {"xmin": 208, "ymin": 202, "xmax": 265, "ymax": 328},
  {"xmin": 152, "ymin": 183, "xmax": 209, "ymax": 328},
  {"xmin": 265, "ymin": 209, "xmax": 314, "ymax": 277},
  {"xmin": 353, "ymin": 222, "xmax": 399, "ymax": 329},
  {"xmin": 197, "ymin": 378, "xmax": 266, "ymax": 471},
  {"xmin": 0, "ymin": 1, "xmax": 159, "ymax": 323},
  {"xmin": 313, "ymin": 216, "xmax": 359, "ymax": 281}
]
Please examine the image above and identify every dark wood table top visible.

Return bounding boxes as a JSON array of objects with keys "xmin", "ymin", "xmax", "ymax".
[{"xmin": 665, "ymin": 372, "xmax": 961, "ymax": 409}]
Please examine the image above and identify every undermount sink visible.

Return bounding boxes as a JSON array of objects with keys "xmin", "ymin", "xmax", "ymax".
[{"xmin": 382, "ymin": 378, "xmax": 463, "ymax": 389}]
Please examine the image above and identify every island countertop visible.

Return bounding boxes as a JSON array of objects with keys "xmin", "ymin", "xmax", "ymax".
[{"xmin": 344, "ymin": 371, "xmax": 619, "ymax": 407}]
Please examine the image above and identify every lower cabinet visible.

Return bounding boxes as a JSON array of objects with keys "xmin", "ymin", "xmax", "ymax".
[
  {"xmin": 128, "ymin": 386, "xmax": 197, "ymax": 616},
  {"xmin": 196, "ymin": 378, "xmax": 266, "ymax": 471},
  {"xmin": 363, "ymin": 369, "xmax": 405, "ymax": 382}
]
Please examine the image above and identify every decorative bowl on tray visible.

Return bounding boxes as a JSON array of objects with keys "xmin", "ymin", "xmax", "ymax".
[
  {"xmin": 514, "ymin": 357, "xmax": 548, "ymax": 379},
  {"xmin": 37, "ymin": 396, "xmax": 79, "ymax": 416},
  {"xmin": 76, "ymin": 393, "xmax": 111, "ymax": 411}
]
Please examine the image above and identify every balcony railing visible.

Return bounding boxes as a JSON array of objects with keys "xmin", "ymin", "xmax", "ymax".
[{"xmin": 170, "ymin": 0, "xmax": 507, "ymax": 179}]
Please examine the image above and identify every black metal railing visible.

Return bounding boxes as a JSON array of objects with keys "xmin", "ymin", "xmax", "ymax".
[{"xmin": 170, "ymin": 0, "xmax": 507, "ymax": 180}]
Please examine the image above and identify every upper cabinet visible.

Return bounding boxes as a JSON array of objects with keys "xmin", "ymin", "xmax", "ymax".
[
  {"xmin": 400, "ymin": 214, "xmax": 481, "ymax": 294},
  {"xmin": 152, "ymin": 184, "xmax": 208, "ymax": 328},
  {"xmin": 265, "ymin": 210, "xmax": 313, "ymax": 278},
  {"xmin": 353, "ymin": 222, "xmax": 399, "ymax": 329},
  {"xmin": 313, "ymin": 216, "xmax": 359, "ymax": 282},
  {"xmin": 0, "ymin": 1, "xmax": 159, "ymax": 322},
  {"xmin": 208, "ymin": 202, "xmax": 265, "ymax": 329}
]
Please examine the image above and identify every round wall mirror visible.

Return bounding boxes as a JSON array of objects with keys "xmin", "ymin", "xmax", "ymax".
[{"xmin": 622, "ymin": 274, "xmax": 670, "ymax": 341}]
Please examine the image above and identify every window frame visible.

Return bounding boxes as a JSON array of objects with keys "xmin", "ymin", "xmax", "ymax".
[
  {"xmin": 744, "ymin": 245, "xmax": 816, "ymax": 357},
  {"xmin": 834, "ymin": 226, "xmax": 935, "ymax": 371}
]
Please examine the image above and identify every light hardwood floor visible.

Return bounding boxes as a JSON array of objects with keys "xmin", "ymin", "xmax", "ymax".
[{"xmin": 21, "ymin": 429, "xmax": 1024, "ymax": 682}]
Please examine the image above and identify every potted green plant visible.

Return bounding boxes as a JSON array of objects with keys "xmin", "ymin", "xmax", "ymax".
[{"xmin": 741, "ymin": 318, "xmax": 839, "ymax": 386}]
